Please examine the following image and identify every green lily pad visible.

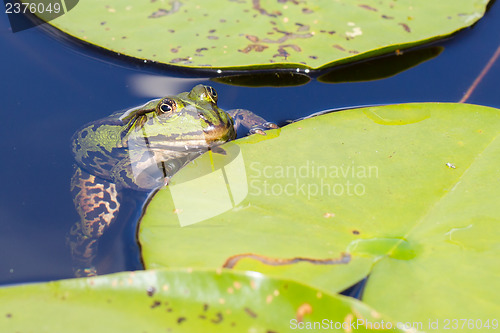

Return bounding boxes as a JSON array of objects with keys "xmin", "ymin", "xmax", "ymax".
[
  {"xmin": 0, "ymin": 269, "xmax": 404, "ymax": 332},
  {"xmin": 139, "ymin": 103, "xmax": 500, "ymax": 329},
  {"xmin": 43, "ymin": 0, "xmax": 491, "ymax": 70}
]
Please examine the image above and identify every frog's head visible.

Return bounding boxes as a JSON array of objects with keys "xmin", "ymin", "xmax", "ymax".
[{"xmin": 125, "ymin": 85, "xmax": 236, "ymax": 151}]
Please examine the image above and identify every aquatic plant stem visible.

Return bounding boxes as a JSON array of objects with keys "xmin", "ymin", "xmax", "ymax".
[{"xmin": 459, "ymin": 44, "xmax": 500, "ymax": 103}]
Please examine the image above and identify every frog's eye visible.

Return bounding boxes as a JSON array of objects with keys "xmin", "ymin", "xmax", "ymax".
[
  {"xmin": 206, "ymin": 86, "xmax": 218, "ymax": 103},
  {"xmin": 158, "ymin": 98, "xmax": 177, "ymax": 114}
]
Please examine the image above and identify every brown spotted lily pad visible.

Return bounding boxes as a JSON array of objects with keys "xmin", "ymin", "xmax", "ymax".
[
  {"xmin": 0, "ymin": 269, "xmax": 405, "ymax": 332},
  {"xmin": 41, "ymin": 0, "xmax": 492, "ymax": 70}
]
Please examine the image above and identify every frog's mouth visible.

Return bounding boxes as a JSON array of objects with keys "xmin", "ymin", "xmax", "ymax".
[
  {"xmin": 133, "ymin": 133, "xmax": 228, "ymax": 153},
  {"xmin": 202, "ymin": 122, "xmax": 235, "ymax": 144},
  {"xmin": 139, "ymin": 137, "xmax": 212, "ymax": 152},
  {"xmin": 179, "ymin": 104, "xmax": 234, "ymax": 141},
  {"xmin": 196, "ymin": 116, "xmax": 235, "ymax": 143},
  {"xmin": 185, "ymin": 106, "xmax": 236, "ymax": 144}
]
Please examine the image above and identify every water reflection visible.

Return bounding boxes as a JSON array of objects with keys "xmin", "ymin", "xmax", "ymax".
[{"xmin": 1, "ymin": 3, "xmax": 499, "ymax": 286}]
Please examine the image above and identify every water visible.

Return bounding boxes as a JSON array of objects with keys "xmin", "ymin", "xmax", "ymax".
[{"xmin": 1, "ymin": 3, "xmax": 499, "ymax": 285}]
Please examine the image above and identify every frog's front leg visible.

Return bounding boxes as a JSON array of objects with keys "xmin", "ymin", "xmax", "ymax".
[
  {"xmin": 227, "ymin": 109, "xmax": 278, "ymax": 135},
  {"xmin": 67, "ymin": 167, "xmax": 121, "ymax": 277}
]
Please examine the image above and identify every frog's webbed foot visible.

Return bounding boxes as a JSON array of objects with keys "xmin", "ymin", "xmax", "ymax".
[
  {"xmin": 249, "ymin": 122, "xmax": 279, "ymax": 135},
  {"xmin": 68, "ymin": 167, "xmax": 121, "ymax": 277},
  {"xmin": 227, "ymin": 109, "xmax": 278, "ymax": 136}
]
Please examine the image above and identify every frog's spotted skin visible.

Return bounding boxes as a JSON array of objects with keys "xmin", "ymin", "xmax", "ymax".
[
  {"xmin": 68, "ymin": 168, "xmax": 121, "ymax": 277},
  {"xmin": 70, "ymin": 167, "xmax": 120, "ymax": 238},
  {"xmin": 68, "ymin": 85, "xmax": 277, "ymax": 276}
]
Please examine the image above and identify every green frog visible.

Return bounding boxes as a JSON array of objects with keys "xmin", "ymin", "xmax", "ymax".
[{"xmin": 68, "ymin": 85, "xmax": 277, "ymax": 277}]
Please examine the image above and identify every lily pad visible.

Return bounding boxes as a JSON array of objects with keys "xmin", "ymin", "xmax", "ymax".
[
  {"xmin": 42, "ymin": 0, "xmax": 491, "ymax": 70},
  {"xmin": 0, "ymin": 269, "xmax": 404, "ymax": 332},
  {"xmin": 139, "ymin": 103, "xmax": 500, "ymax": 329}
]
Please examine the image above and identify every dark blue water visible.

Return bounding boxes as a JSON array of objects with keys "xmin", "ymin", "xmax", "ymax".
[{"xmin": 1, "ymin": 3, "xmax": 499, "ymax": 285}]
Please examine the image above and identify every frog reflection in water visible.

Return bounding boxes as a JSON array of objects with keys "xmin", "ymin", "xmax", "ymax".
[{"xmin": 68, "ymin": 85, "xmax": 277, "ymax": 277}]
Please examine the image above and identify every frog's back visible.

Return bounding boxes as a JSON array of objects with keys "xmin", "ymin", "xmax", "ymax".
[{"xmin": 72, "ymin": 113, "xmax": 128, "ymax": 182}]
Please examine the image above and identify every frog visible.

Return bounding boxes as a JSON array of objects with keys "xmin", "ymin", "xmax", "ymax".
[{"xmin": 68, "ymin": 84, "xmax": 277, "ymax": 277}]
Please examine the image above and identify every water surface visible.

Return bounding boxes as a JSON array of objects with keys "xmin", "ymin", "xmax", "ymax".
[{"xmin": 0, "ymin": 4, "xmax": 499, "ymax": 285}]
